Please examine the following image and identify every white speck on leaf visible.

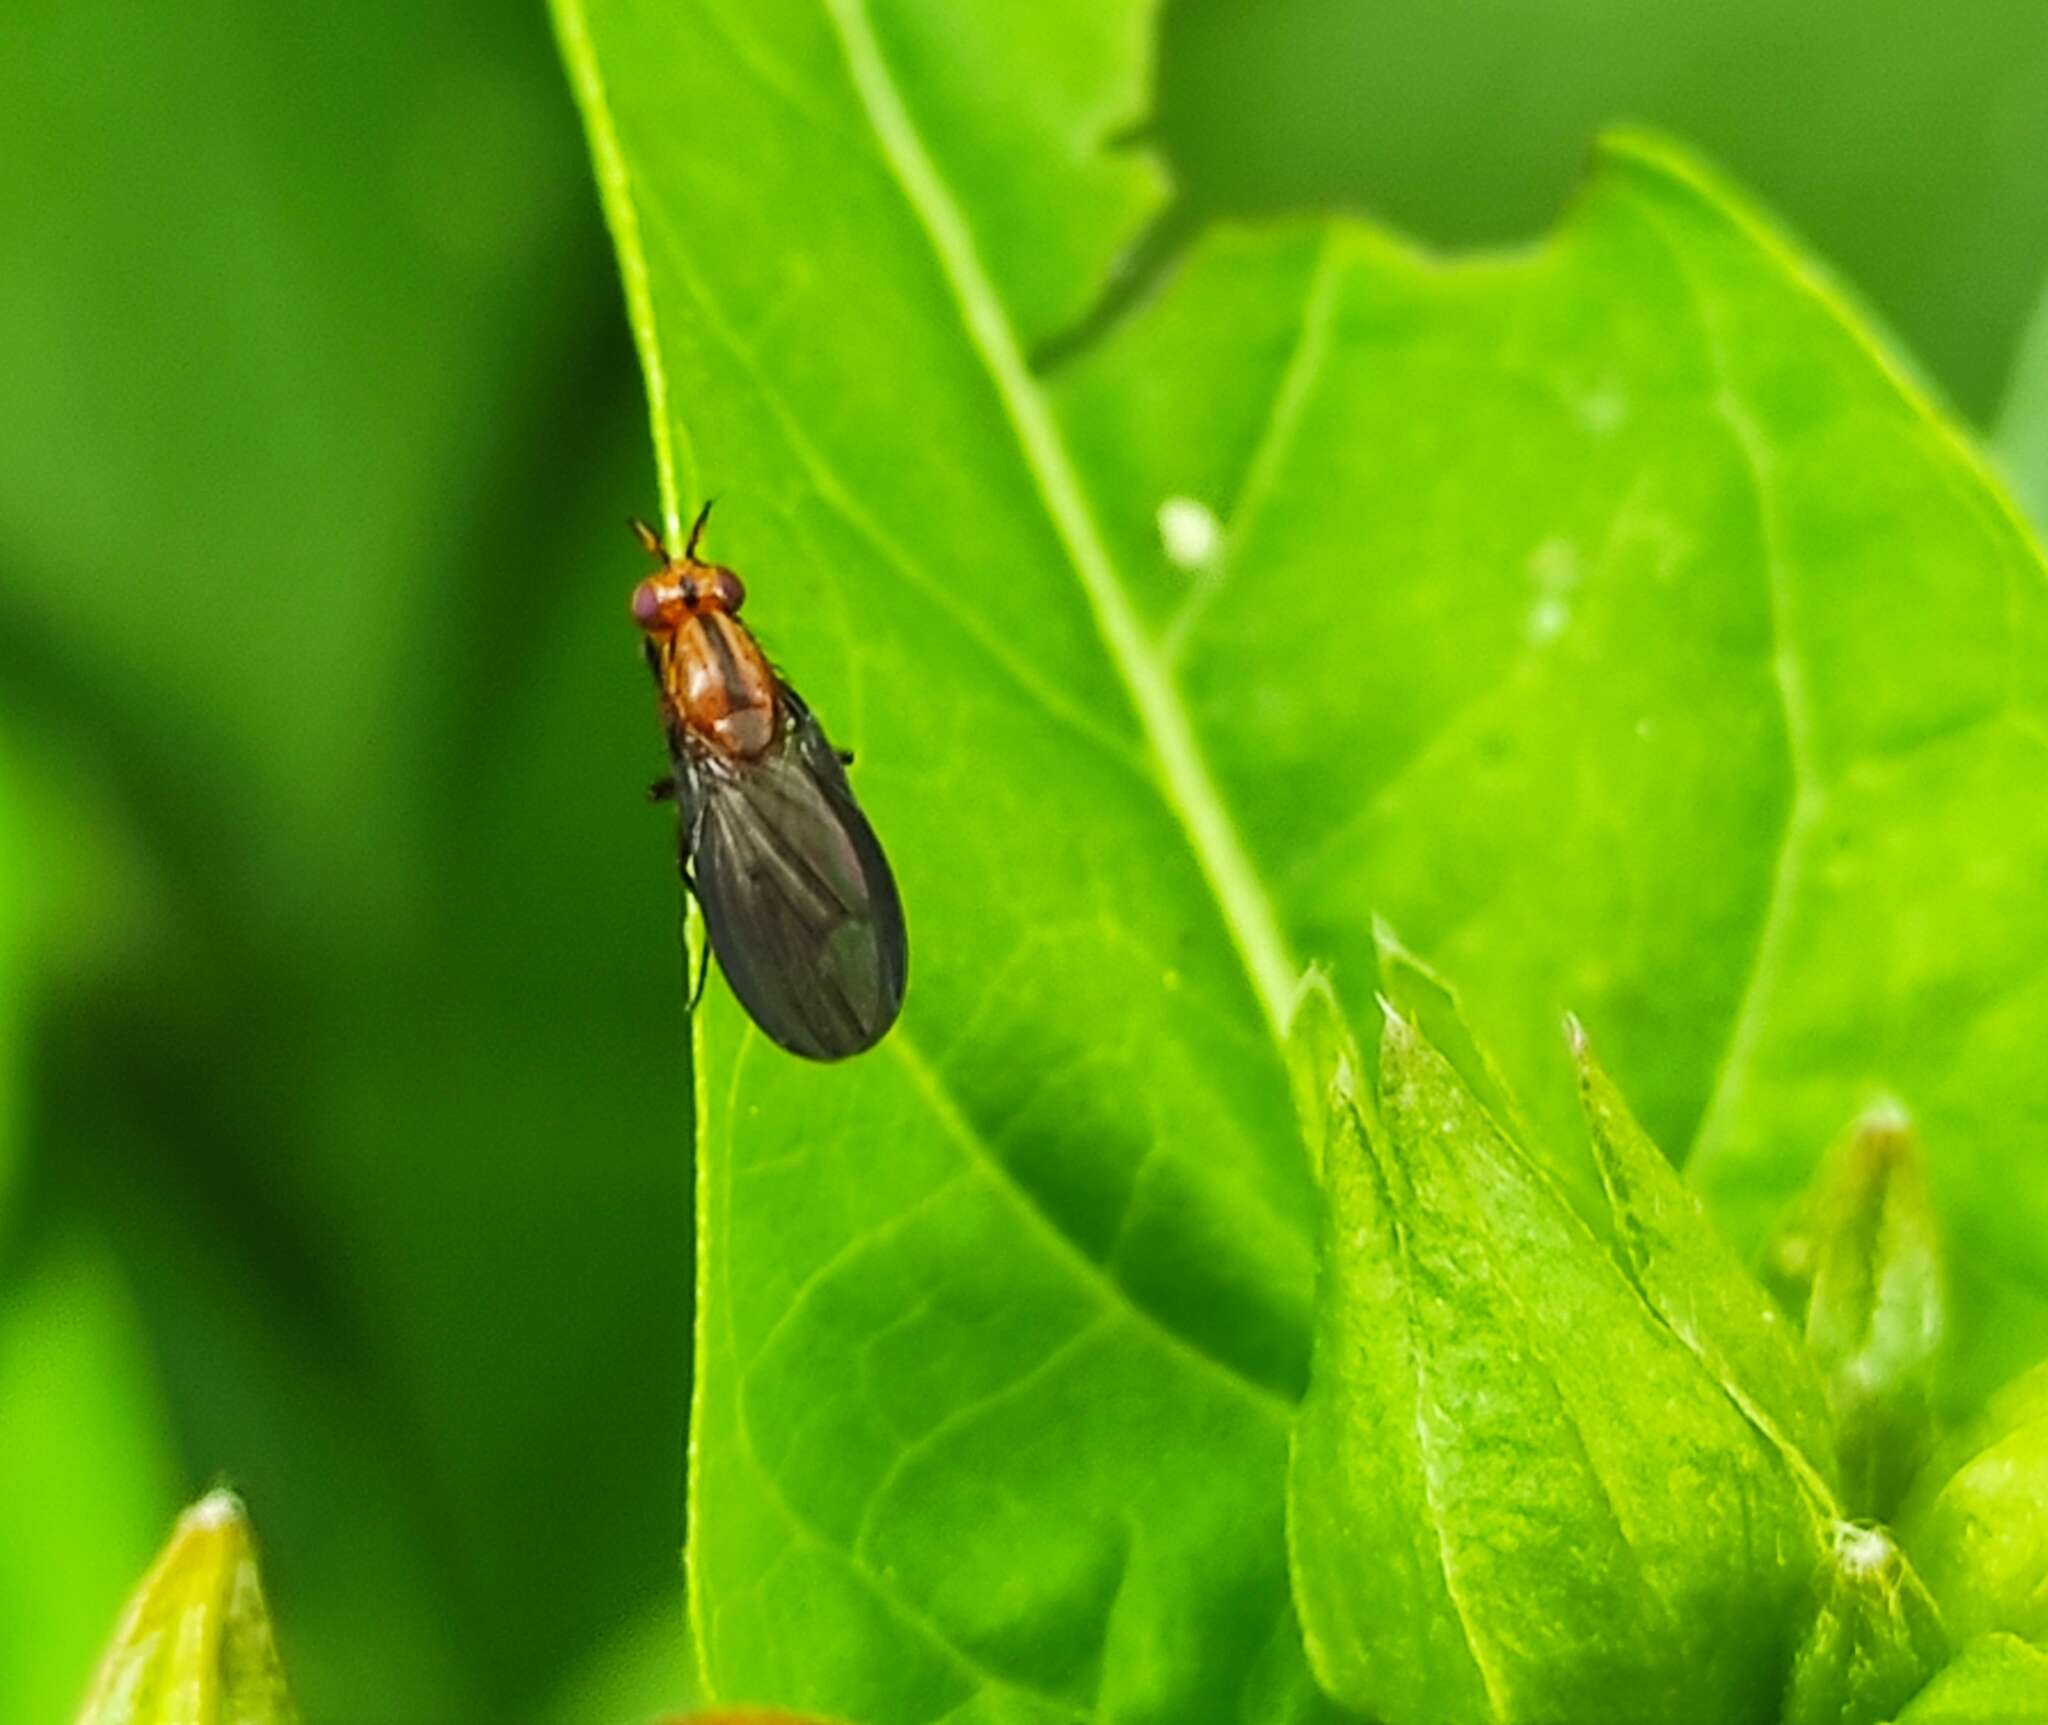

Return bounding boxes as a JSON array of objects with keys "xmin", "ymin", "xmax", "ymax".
[
  {"xmin": 1579, "ymin": 386, "xmax": 1628, "ymax": 434},
  {"xmin": 1525, "ymin": 538, "xmax": 1582, "ymax": 645},
  {"xmin": 1526, "ymin": 596, "xmax": 1570, "ymax": 644},
  {"xmin": 1157, "ymin": 496, "xmax": 1222, "ymax": 571}
]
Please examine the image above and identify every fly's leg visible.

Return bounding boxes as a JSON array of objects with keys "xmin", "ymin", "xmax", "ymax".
[
  {"xmin": 675, "ymin": 888, "xmax": 713, "ymax": 1013},
  {"xmin": 677, "ymin": 790, "xmax": 713, "ymax": 1014},
  {"xmin": 688, "ymin": 923, "xmax": 713, "ymax": 1011},
  {"xmin": 648, "ymin": 776, "xmax": 677, "ymax": 803}
]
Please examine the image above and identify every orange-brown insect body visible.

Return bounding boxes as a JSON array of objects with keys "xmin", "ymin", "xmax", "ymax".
[
  {"xmin": 629, "ymin": 504, "xmax": 908, "ymax": 1061},
  {"xmin": 630, "ymin": 518, "xmax": 780, "ymax": 760}
]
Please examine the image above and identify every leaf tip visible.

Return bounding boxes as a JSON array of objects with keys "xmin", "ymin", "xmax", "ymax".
[
  {"xmin": 183, "ymin": 1487, "xmax": 247, "ymax": 1534},
  {"xmin": 1853, "ymin": 1096, "xmax": 1915, "ymax": 1151},
  {"xmin": 1561, "ymin": 1009, "xmax": 1589, "ymax": 1059},
  {"xmin": 145, "ymin": 1485, "xmax": 256, "ymax": 1583},
  {"xmin": 78, "ymin": 1485, "xmax": 298, "ymax": 1725},
  {"xmin": 1284, "ymin": 964, "xmax": 1336, "ymax": 1032}
]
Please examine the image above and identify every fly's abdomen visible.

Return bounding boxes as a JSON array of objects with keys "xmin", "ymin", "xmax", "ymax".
[{"xmin": 693, "ymin": 705, "xmax": 907, "ymax": 1061}]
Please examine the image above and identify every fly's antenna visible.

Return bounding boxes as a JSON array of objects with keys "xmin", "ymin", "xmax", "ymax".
[
  {"xmin": 629, "ymin": 517, "xmax": 668, "ymax": 561},
  {"xmin": 684, "ymin": 497, "xmax": 717, "ymax": 562}
]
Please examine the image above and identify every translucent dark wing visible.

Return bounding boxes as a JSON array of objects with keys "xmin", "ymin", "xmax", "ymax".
[{"xmin": 688, "ymin": 700, "xmax": 907, "ymax": 1060}]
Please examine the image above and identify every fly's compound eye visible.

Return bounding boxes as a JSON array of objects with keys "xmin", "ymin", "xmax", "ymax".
[
  {"xmin": 699, "ymin": 567, "xmax": 747, "ymax": 613},
  {"xmin": 630, "ymin": 577, "xmax": 676, "ymax": 631}
]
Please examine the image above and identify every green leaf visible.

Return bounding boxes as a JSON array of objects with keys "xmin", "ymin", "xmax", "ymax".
[
  {"xmin": 75, "ymin": 1490, "xmax": 298, "ymax": 1725},
  {"xmin": 1891, "ymin": 1634, "xmax": 2048, "ymax": 1724},
  {"xmin": 1767, "ymin": 1103, "xmax": 1946, "ymax": 1519},
  {"xmin": 1283, "ymin": 967, "xmax": 1366, "ymax": 1188},
  {"xmin": 1568, "ymin": 1013, "xmax": 1838, "ymax": 1504},
  {"xmin": 1290, "ymin": 1006, "xmax": 1822, "ymax": 1725},
  {"xmin": 1900, "ymin": 1362, "xmax": 2048, "ymax": 1648},
  {"xmin": 1372, "ymin": 920, "xmax": 1556, "ymax": 1183},
  {"xmin": 552, "ymin": 0, "xmax": 2048, "ymax": 1713},
  {"xmin": 1780, "ymin": 1522, "xmax": 1947, "ymax": 1725}
]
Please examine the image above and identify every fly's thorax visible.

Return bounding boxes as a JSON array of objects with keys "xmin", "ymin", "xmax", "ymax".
[{"xmin": 665, "ymin": 609, "xmax": 780, "ymax": 758}]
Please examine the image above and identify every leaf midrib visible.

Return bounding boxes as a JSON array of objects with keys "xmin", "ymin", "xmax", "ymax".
[{"xmin": 816, "ymin": 0, "xmax": 1300, "ymax": 1043}]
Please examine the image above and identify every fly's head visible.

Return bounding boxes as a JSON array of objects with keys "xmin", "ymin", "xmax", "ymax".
[
  {"xmin": 628, "ymin": 512, "xmax": 747, "ymax": 637},
  {"xmin": 629, "ymin": 564, "xmax": 747, "ymax": 634}
]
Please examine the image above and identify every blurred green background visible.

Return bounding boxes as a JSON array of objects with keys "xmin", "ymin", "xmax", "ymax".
[{"xmin": 2, "ymin": 1, "xmax": 2043, "ymax": 1717}]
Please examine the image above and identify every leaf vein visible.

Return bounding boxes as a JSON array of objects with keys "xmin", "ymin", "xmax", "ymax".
[
  {"xmin": 730, "ymin": 1391, "xmax": 1085, "ymax": 1719},
  {"xmin": 736, "ymin": 1170, "xmax": 977, "ymax": 1383},
  {"xmin": 889, "ymin": 1032, "xmax": 1291, "ymax": 1419},
  {"xmin": 815, "ymin": 0, "xmax": 1300, "ymax": 1038},
  {"xmin": 850, "ymin": 1315, "xmax": 1116, "ymax": 1558}
]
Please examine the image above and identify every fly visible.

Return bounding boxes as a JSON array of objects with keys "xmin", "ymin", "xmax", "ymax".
[{"xmin": 630, "ymin": 503, "xmax": 907, "ymax": 1060}]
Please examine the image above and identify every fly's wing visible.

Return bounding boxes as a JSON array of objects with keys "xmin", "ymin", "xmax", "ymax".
[{"xmin": 692, "ymin": 705, "xmax": 907, "ymax": 1060}]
